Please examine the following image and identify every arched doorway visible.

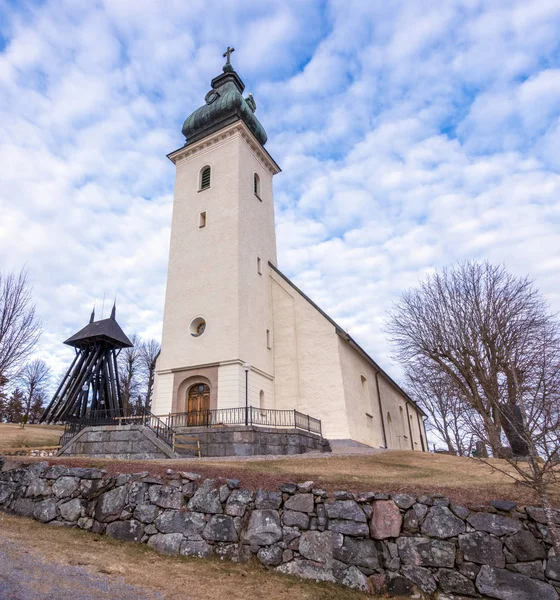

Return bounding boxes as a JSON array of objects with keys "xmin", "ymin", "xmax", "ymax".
[{"xmin": 187, "ymin": 383, "xmax": 210, "ymax": 426}]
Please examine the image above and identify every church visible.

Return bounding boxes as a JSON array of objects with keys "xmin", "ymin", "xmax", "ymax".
[{"xmin": 152, "ymin": 49, "xmax": 427, "ymax": 452}]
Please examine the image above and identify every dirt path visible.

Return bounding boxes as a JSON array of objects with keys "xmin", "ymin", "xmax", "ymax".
[
  {"xmin": 0, "ymin": 537, "xmax": 165, "ymax": 600},
  {"xmin": 0, "ymin": 514, "xmax": 371, "ymax": 600}
]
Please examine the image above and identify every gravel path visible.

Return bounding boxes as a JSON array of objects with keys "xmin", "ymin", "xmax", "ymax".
[{"xmin": 0, "ymin": 538, "xmax": 165, "ymax": 600}]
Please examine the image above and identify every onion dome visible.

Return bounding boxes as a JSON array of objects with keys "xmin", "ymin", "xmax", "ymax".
[{"xmin": 182, "ymin": 47, "xmax": 267, "ymax": 147}]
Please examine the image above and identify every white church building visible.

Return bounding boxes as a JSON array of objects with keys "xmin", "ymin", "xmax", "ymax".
[{"xmin": 153, "ymin": 50, "xmax": 427, "ymax": 451}]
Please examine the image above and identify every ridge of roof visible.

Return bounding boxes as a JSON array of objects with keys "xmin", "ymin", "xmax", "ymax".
[{"xmin": 268, "ymin": 262, "xmax": 426, "ymax": 418}]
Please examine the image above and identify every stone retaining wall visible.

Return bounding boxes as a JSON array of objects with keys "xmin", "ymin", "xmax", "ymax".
[
  {"xmin": 1, "ymin": 458, "xmax": 559, "ymax": 599},
  {"xmin": 58, "ymin": 425, "xmax": 177, "ymax": 460},
  {"xmin": 172, "ymin": 425, "xmax": 327, "ymax": 456}
]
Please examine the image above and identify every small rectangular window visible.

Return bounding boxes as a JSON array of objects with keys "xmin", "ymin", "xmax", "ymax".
[
  {"xmin": 366, "ymin": 413, "xmax": 374, "ymax": 429},
  {"xmin": 199, "ymin": 211, "xmax": 207, "ymax": 228},
  {"xmin": 266, "ymin": 329, "xmax": 271, "ymax": 349},
  {"xmin": 257, "ymin": 257, "xmax": 262, "ymax": 275}
]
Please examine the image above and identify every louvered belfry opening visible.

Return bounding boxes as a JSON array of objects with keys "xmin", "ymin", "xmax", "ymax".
[{"xmin": 200, "ymin": 166, "xmax": 211, "ymax": 190}]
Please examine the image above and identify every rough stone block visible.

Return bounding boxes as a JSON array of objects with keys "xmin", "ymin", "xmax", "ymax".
[
  {"xmin": 59, "ymin": 499, "xmax": 83, "ymax": 522},
  {"xmin": 283, "ymin": 510, "xmax": 310, "ymax": 529},
  {"xmin": 397, "ymin": 537, "xmax": 456, "ymax": 568},
  {"xmin": 148, "ymin": 485, "xmax": 184, "ymax": 510},
  {"xmin": 189, "ymin": 480, "xmax": 222, "ymax": 514},
  {"xmin": 421, "ymin": 506, "xmax": 465, "ymax": 538},
  {"xmin": 401, "ymin": 565, "xmax": 437, "ymax": 593},
  {"xmin": 370, "ymin": 500, "xmax": 402, "ymax": 539},
  {"xmin": 459, "ymin": 531, "xmax": 505, "ymax": 568},
  {"xmin": 33, "ymin": 498, "xmax": 58, "ymax": 523},
  {"xmin": 325, "ymin": 500, "xmax": 366, "ymax": 522},
  {"xmin": 148, "ymin": 533, "xmax": 183, "ymax": 555},
  {"xmin": 333, "ymin": 537, "xmax": 380, "ymax": 570},
  {"xmin": 203, "ymin": 515, "xmax": 238, "ymax": 542},
  {"xmin": 476, "ymin": 565, "xmax": 558, "ymax": 600},
  {"xmin": 106, "ymin": 519, "xmax": 144, "ymax": 543},
  {"xmin": 329, "ymin": 519, "xmax": 369, "ymax": 537},
  {"xmin": 180, "ymin": 540, "xmax": 213, "ymax": 558},
  {"xmin": 95, "ymin": 486, "xmax": 128, "ymax": 522},
  {"xmin": 504, "ymin": 529, "xmax": 546, "ymax": 561},
  {"xmin": 243, "ymin": 510, "xmax": 282, "ymax": 545},
  {"xmin": 467, "ymin": 512, "xmax": 522, "ymax": 536}
]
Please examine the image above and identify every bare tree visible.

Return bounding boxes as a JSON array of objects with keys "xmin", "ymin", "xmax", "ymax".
[
  {"xmin": 117, "ymin": 334, "xmax": 141, "ymax": 415},
  {"xmin": 0, "ymin": 269, "xmax": 42, "ymax": 384},
  {"xmin": 405, "ymin": 363, "xmax": 476, "ymax": 456},
  {"xmin": 387, "ymin": 261, "xmax": 556, "ymax": 456},
  {"xmin": 139, "ymin": 339, "xmax": 160, "ymax": 414},
  {"xmin": 388, "ymin": 260, "xmax": 560, "ymax": 552},
  {"xmin": 16, "ymin": 359, "xmax": 51, "ymax": 422}
]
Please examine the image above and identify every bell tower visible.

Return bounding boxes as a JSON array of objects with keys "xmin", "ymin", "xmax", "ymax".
[{"xmin": 153, "ymin": 49, "xmax": 281, "ymax": 416}]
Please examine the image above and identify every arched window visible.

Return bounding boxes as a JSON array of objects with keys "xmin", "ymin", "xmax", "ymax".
[
  {"xmin": 259, "ymin": 390, "xmax": 265, "ymax": 409},
  {"xmin": 254, "ymin": 173, "xmax": 260, "ymax": 198},
  {"xmin": 200, "ymin": 166, "xmax": 211, "ymax": 190}
]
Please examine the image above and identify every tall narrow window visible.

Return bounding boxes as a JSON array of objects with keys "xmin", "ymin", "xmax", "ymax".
[
  {"xmin": 266, "ymin": 329, "xmax": 271, "ymax": 349},
  {"xmin": 200, "ymin": 166, "xmax": 211, "ymax": 190},
  {"xmin": 199, "ymin": 211, "xmax": 207, "ymax": 228},
  {"xmin": 257, "ymin": 256, "xmax": 262, "ymax": 275},
  {"xmin": 254, "ymin": 173, "xmax": 261, "ymax": 199}
]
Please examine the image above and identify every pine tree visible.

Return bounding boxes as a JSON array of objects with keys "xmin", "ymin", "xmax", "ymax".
[{"xmin": 5, "ymin": 388, "xmax": 24, "ymax": 423}]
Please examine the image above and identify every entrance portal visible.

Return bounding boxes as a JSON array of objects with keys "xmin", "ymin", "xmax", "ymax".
[{"xmin": 187, "ymin": 383, "xmax": 210, "ymax": 425}]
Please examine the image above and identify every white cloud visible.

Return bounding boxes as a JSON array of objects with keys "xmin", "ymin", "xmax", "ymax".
[{"xmin": 1, "ymin": 0, "xmax": 560, "ymax": 390}]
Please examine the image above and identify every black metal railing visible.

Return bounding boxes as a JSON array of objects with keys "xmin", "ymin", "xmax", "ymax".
[
  {"xmin": 164, "ymin": 406, "xmax": 322, "ymax": 437},
  {"xmin": 60, "ymin": 410, "xmax": 174, "ymax": 448}
]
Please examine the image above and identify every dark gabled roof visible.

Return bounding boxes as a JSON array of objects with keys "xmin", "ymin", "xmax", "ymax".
[
  {"xmin": 268, "ymin": 262, "xmax": 427, "ymax": 418},
  {"xmin": 64, "ymin": 316, "xmax": 133, "ymax": 349}
]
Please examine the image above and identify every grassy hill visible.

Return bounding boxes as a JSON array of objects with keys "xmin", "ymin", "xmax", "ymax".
[
  {"xmin": 17, "ymin": 448, "xmax": 560, "ymax": 506},
  {"xmin": 0, "ymin": 423, "xmax": 64, "ymax": 449}
]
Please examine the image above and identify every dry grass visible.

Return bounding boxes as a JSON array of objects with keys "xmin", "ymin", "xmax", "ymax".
[
  {"xmin": 0, "ymin": 423, "xmax": 64, "ymax": 448},
  {"xmin": 0, "ymin": 513, "xmax": 387, "ymax": 600},
  {"xmin": 19, "ymin": 449, "xmax": 560, "ymax": 506}
]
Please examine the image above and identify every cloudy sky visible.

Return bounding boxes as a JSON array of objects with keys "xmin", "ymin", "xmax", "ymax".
[{"xmin": 1, "ymin": 0, "xmax": 560, "ymax": 384}]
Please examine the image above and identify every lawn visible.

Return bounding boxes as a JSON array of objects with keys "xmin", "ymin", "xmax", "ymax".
[
  {"xmin": 0, "ymin": 422, "xmax": 64, "ymax": 448},
  {"xmin": 17, "ymin": 449, "xmax": 560, "ymax": 506},
  {"xmin": 0, "ymin": 513, "xmax": 383, "ymax": 600}
]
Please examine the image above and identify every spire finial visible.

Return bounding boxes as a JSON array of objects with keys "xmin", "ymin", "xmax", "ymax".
[
  {"xmin": 89, "ymin": 305, "xmax": 95, "ymax": 324},
  {"xmin": 110, "ymin": 301, "xmax": 116, "ymax": 320},
  {"xmin": 222, "ymin": 46, "xmax": 235, "ymax": 73}
]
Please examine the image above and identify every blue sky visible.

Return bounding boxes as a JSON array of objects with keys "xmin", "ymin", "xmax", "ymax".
[{"xmin": 1, "ymin": 0, "xmax": 560, "ymax": 383}]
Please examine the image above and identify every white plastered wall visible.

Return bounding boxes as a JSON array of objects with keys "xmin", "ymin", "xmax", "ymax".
[
  {"xmin": 152, "ymin": 372, "xmax": 173, "ymax": 416},
  {"xmin": 336, "ymin": 337, "xmax": 386, "ymax": 448},
  {"xmin": 269, "ymin": 266, "xmax": 426, "ymax": 449},
  {"xmin": 270, "ymin": 270, "xmax": 350, "ymax": 440},
  {"xmin": 154, "ymin": 122, "xmax": 279, "ymax": 415}
]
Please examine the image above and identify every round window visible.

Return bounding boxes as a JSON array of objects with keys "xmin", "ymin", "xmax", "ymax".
[{"xmin": 190, "ymin": 317, "xmax": 206, "ymax": 337}]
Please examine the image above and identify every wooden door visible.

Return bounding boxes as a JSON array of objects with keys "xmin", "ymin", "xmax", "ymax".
[{"xmin": 187, "ymin": 384, "xmax": 210, "ymax": 426}]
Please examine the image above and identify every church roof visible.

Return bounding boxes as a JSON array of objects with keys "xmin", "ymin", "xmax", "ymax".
[
  {"xmin": 64, "ymin": 305, "xmax": 133, "ymax": 349},
  {"xmin": 182, "ymin": 48, "xmax": 267, "ymax": 147},
  {"xmin": 268, "ymin": 263, "xmax": 427, "ymax": 418}
]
